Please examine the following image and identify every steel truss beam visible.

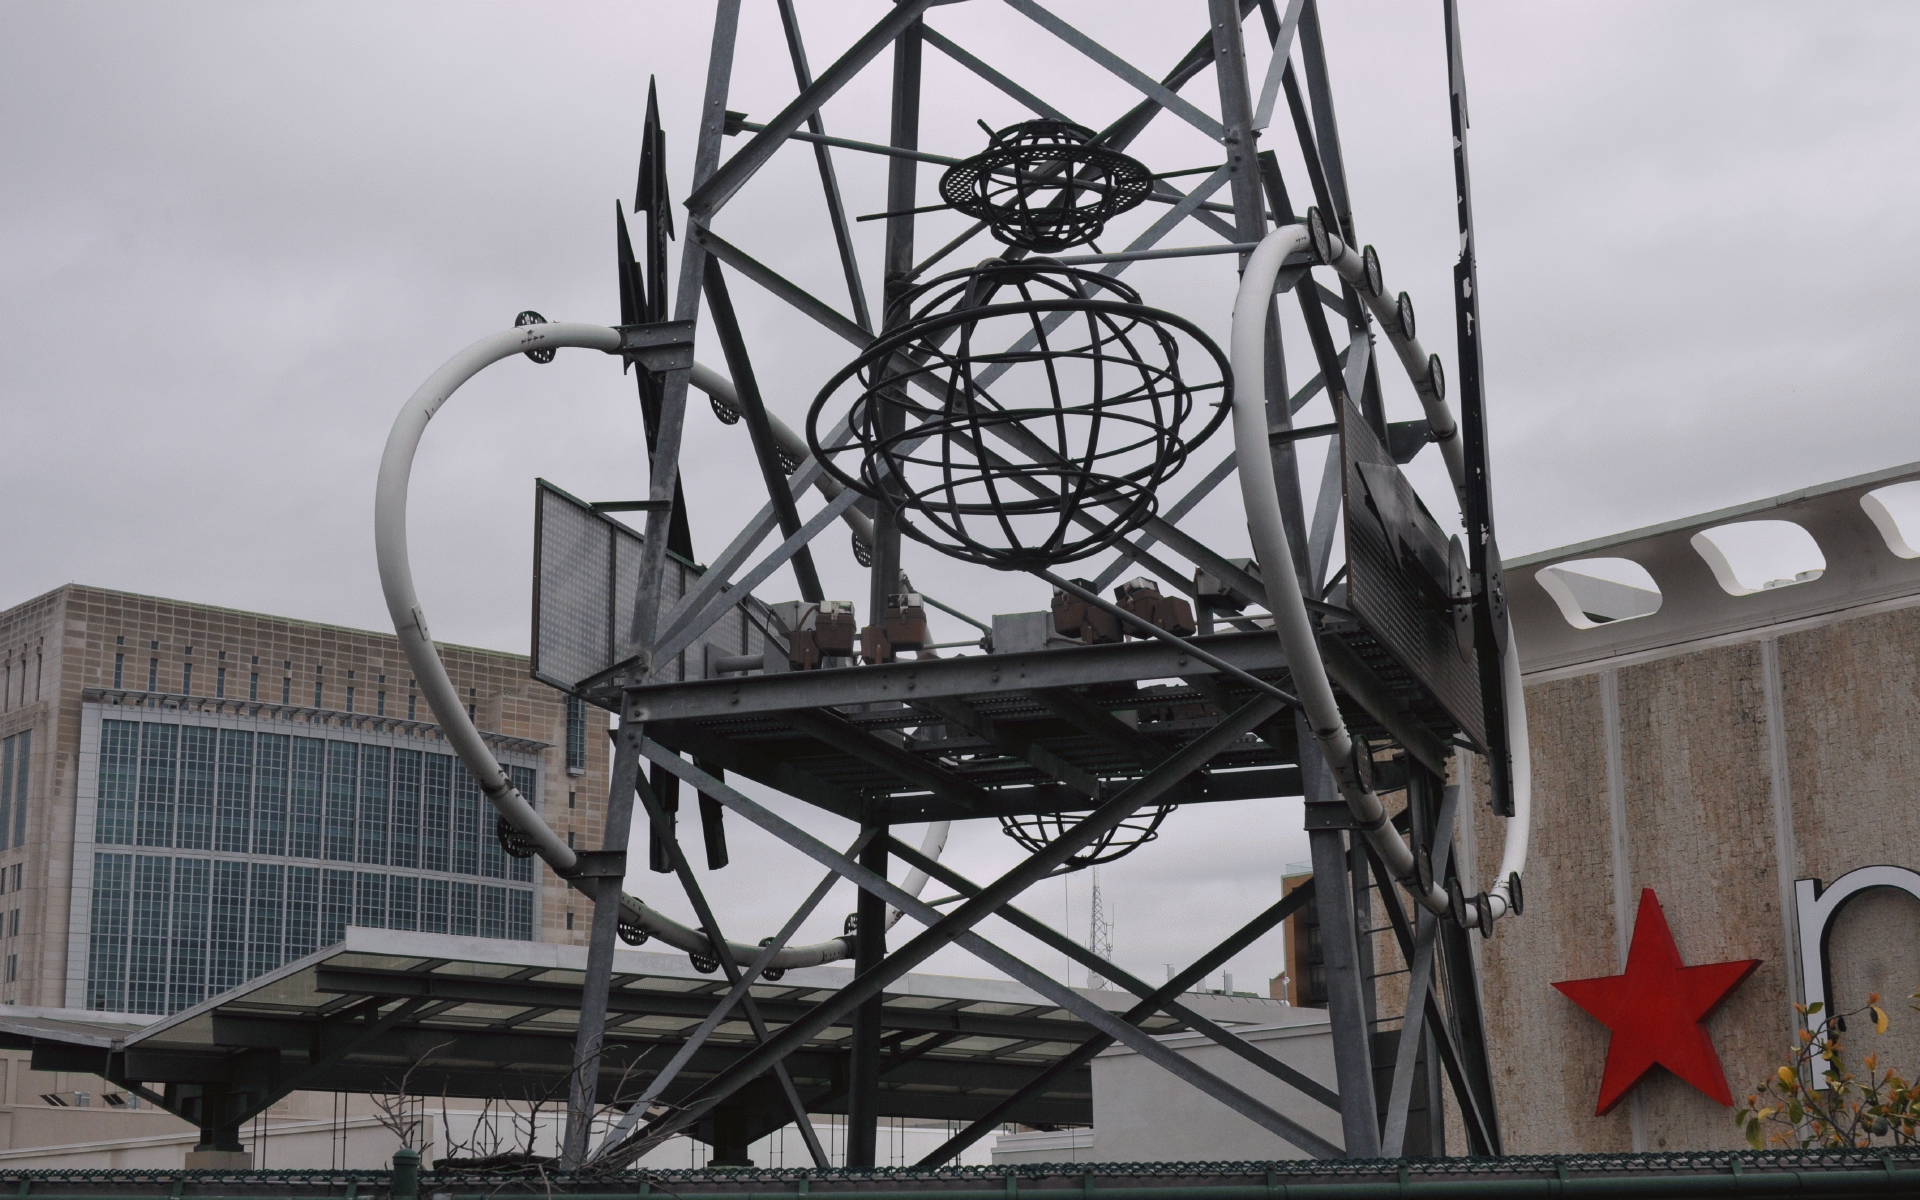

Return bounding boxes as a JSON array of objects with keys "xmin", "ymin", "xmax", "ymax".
[
  {"xmin": 619, "ymin": 704, "xmax": 1344, "ymax": 1162},
  {"xmin": 916, "ymin": 878, "xmax": 1320, "ymax": 1166},
  {"xmin": 632, "ymin": 764, "xmax": 831, "ymax": 1166},
  {"xmin": 572, "ymin": 0, "xmax": 1506, "ymax": 1165},
  {"xmin": 888, "ymin": 838, "xmax": 1340, "ymax": 1110}
]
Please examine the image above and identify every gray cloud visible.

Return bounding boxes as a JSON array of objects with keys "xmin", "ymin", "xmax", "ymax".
[{"xmin": 5, "ymin": 0, "xmax": 1917, "ymax": 992}]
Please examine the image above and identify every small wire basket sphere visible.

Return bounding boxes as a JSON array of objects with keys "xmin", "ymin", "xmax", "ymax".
[
  {"xmin": 940, "ymin": 120, "xmax": 1153, "ymax": 253},
  {"xmin": 999, "ymin": 805, "xmax": 1175, "ymax": 869},
  {"xmin": 806, "ymin": 261, "xmax": 1232, "ymax": 571}
]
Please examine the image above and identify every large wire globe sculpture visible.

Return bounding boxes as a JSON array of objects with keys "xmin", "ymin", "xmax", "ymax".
[
  {"xmin": 806, "ymin": 261, "xmax": 1232, "ymax": 570},
  {"xmin": 999, "ymin": 804, "xmax": 1175, "ymax": 868},
  {"xmin": 939, "ymin": 120, "xmax": 1154, "ymax": 253}
]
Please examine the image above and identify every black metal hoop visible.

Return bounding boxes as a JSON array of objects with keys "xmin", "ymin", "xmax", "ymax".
[
  {"xmin": 939, "ymin": 120, "xmax": 1152, "ymax": 253},
  {"xmin": 807, "ymin": 262, "xmax": 1231, "ymax": 570}
]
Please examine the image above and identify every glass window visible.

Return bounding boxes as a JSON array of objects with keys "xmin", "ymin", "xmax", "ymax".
[
  {"xmin": 566, "ymin": 696, "xmax": 586, "ymax": 773},
  {"xmin": 176, "ymin": 727, "xmax": 215, "ymax": 851},
  {"xmin": 285, "ymin": 866, "xmax": 319, "ymax": 961},
  {"xmin": 169, "ymin": 857, "xmax": 210, "ymax": 1012},
  {"xmin": 97, "ymin": 721, "xmax": 138, "ymax": 846},
  {"xmin": 479, "ymin": 885, "xmax": 506, "ymax": 940},
  {"xmin": 248, "ymin": 672, "xmax": 258, "ymax": 701},
  {"xmin": 422, "ymin": 755, "xmax": 451, "ymax": 873},
  {"xmin": 7, "ymin": 728, "xmax": 19, "ymax": 848},
  {"xmin": 208, "ymin": 861, "xmax": 248, "ymax": 994},
  {"xmin": 358, "ymin": 747, "xmax": 389, "ymax": 865},
  {"xmin": 128, "ymin": 856, "xmax": 171, "ymax": 1016},
  {"xmin": 421, "ymin": 878, "xmax": 449, "ymax": 935},
  {"xmin": 452, "ymin": 765, "xmax": 480, "ymax": 876},
  {"xmin": 85, "ymin": 853, "xmax": 132, "ymax": 1011},
  {"xmin": 288, "ymin": 738, "xmax": 324, "ymax": 858},
  {"xmin": 508, "ymin": 766, "xmax": 536, "ymax": 884},
  {"xmin": 248, "ymin": 863, "xmax": 284, "ymax": 978},
  {"xmin": 450, "ymin": 881, "xmax": 478, "ymax": 937},
  {"xmin": 0, "ymin": 735, "xmax": 13, "ymax": 853},
  {"xmin": 390, "ymin": 750, "xmax": 420, "ymax": 870},
  {"xmin": 216, "ymin": 667, "xmax": 225, "ymax": 699},
  {"xmin": 509, "ymin": 888, "xmax": 533, "ymax": 942},
  {"xmin": 114, "ymin": 653, "xmax": 124, "ymax": 689},
  {"xmin": 214, "ymin": 730, "xmax": 251, "ymax": 853},
  {"xmin": 354, "ymin": 873, "xmax": 387, "ymax": 929},
  {"xmin": 323, "ymin": 742, "xmax": 356, "ymax": 862},
  {"xmin": 253, "ymin": 733, "xmax": 288, "ymax": 856},
  {"xmin": 389, "ymin": 875, "xmax": 419, "ymax": 931},
  {"xmin": 84, "ymin": 716, "xmax": 546, "ymax": 1013},
  {"xmin": 148, "ymin": 658, "xmax": 158, "ymax": 693},
  {"xmin": 136, "ymin": 723, "xmax": 179, "ymax": 848},
  {"xmin": 321, "ymin": 869, "xmax": 352, "ymax": 945}
]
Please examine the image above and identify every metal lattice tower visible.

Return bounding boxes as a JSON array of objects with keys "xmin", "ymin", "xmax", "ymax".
[{"xmin": 372, "ymin": 0, "xmax": 1531, "ymax": 1170}]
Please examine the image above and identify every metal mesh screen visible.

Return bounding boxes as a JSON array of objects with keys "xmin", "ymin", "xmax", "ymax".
[
  {"xmin": 1341, "ymin": 400, "xmax": 1486, "ymax": 746},
  {"xmin": 532, "ymin": 482, "xmax": 626, "ymax": 693},
  {"xmin": 532, "ymin": 480, "xmax": 775, "ymax": 693}
]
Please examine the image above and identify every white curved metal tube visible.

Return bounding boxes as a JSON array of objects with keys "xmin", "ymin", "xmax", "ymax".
[
  {"xmin": 1231, "ymin": 226, "xmax": 1531, "ymax": 922},
  {"xmin": 375, "ymin": 324, "xmax": 950, "ymax": 966},
  {"xmin": 1312, "ymin": 225, "xmax": 1531, "ymax": 921}
]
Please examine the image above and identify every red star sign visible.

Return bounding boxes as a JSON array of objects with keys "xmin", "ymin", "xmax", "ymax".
[{"xmin": 1553, "ymin": 888, "xmax": 1760, "ymax": 1115}]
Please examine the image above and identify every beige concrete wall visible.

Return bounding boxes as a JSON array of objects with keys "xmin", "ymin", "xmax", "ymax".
[
  {"xmin": 1476, "ymin": 673, "xmax": 1635, "ymax": 1153},
  {"xmin": 1489, "ymin": 594, "xmax": 1920, "ymax": 1153}
]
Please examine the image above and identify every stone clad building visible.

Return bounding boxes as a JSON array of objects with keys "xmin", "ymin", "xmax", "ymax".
[
  {"xmin": 1470, "ymin": 460, "xmax": 1920, "ymax": 1152},
  {"xmin": 0, "ymin": 584, "xmax": 610, "ymax": 1021}
]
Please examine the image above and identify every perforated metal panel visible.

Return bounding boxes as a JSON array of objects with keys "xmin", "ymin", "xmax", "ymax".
[
  {"xmin": 532, "ymin": 482, "xmax": 624, "ymax": 693},
  {"xmin": 1341, "ymin": 401, "xmax": 1486, "ymax": 746},
  {"xmin": 531, "ymin": 480, "xmax": 775, "ymax": 695}
]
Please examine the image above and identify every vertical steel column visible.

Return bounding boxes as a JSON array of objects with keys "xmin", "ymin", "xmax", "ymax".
[
  {"xmin": 578, "ymin": 0, "xmax": 745, "ymax": 1169},
  {"xmin": 561, "ymin": 718, "xmax": 644, "ymax": 1166},
  {"xmin": 845, "ymin": 829, "xmax": 890, "ymax": 1167},
  {"xmin": 1300, "ymin": 714, "xmax": 1380, "ymax": 1157},
  {"xmin": 1444, "ymin": 0, "xmax": 1512, "ymax": 817},
  {"xmin": 1213, "ymin": 0, "xmax": 1310, "ymax": 593},
  {"xmin": 867, "ymin": 14, "xmax": 923, "ymax": 635}
]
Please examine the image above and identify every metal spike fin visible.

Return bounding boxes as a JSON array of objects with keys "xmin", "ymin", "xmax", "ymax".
[
  {"xmin": 616, "ymin": 202, "xmax": 642, "ymax": 321},
  {"xmin": 637, "ymin": 77, "xmax": 674, "ymax": 242}
]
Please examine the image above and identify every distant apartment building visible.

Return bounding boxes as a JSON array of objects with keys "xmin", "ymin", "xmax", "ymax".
[{"xmin": 0, "ymin": 585, "xmax": 611, "ymax": 1018}]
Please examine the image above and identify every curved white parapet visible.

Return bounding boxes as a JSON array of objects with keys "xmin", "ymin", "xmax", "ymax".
[
  {"xmin": 374, "ymin": 324, "xmax": 950, "ymax": 969},
  {"xmin": 1507, "ymin": 461, "xmax": 1920, "ymax": 676},
  {"xmin": 1230, "ymin": 221, "xmax": 1531, "ymax": 925}
]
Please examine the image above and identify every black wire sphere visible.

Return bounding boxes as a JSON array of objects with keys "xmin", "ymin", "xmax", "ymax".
[
  {"xmin": 806, "ymin": 261, "xmax": 1232, "ymax": 570},
  {"xmin": 939, "ymin": 120, "xmax": 1153, "ymax": 253},
  {"xmin": 999, "ymin": 805, "xmax": 1175, "ymax": 869}
]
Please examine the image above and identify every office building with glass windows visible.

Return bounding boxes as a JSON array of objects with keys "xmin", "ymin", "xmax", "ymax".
[{"xmin": 0, "ymin": 585, "xmax": 611, "ymax": 1019}]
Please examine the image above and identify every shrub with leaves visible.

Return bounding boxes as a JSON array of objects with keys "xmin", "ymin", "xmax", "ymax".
[{"xmin": 1736, "ymin": 992, "xmax": 1920, "ymax": 1149}]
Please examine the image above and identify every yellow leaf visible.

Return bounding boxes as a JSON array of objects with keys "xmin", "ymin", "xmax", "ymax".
[
  {"xmin": 1873, "ymin": 1006, "xmax": 1890, "ymax": 1035},
  {"xmin": 1780, "ymin": 1066, "xmax": 1798, "ymax": 1087}
]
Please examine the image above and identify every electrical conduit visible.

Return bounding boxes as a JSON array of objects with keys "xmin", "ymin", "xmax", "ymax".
[
  {"xmin": 1230, "ymin": 222, "xmax": 1529, "ymax": 923},
  {"xmin": 375, "ymin": 322, "xmax": 946, "ymax": 967}
]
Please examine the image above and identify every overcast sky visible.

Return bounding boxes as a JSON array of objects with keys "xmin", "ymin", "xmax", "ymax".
[{"xmin": 5, "ymin": 1, "xmax": 1919, "ymax": 992}]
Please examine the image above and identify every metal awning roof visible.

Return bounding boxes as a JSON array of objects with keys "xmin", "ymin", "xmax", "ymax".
[{"xmin": 4, "ymin": 930, "xmax": 1313, "ymax": 1143}]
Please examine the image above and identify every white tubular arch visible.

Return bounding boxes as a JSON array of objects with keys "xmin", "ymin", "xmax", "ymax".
[
  {"xmin": 374, "ymin": 323, "xmax": 948, "ymax": 967},
  {"xmin": 1230, "ymin": 226, "xmax": 1531, "ymax": 923}
]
